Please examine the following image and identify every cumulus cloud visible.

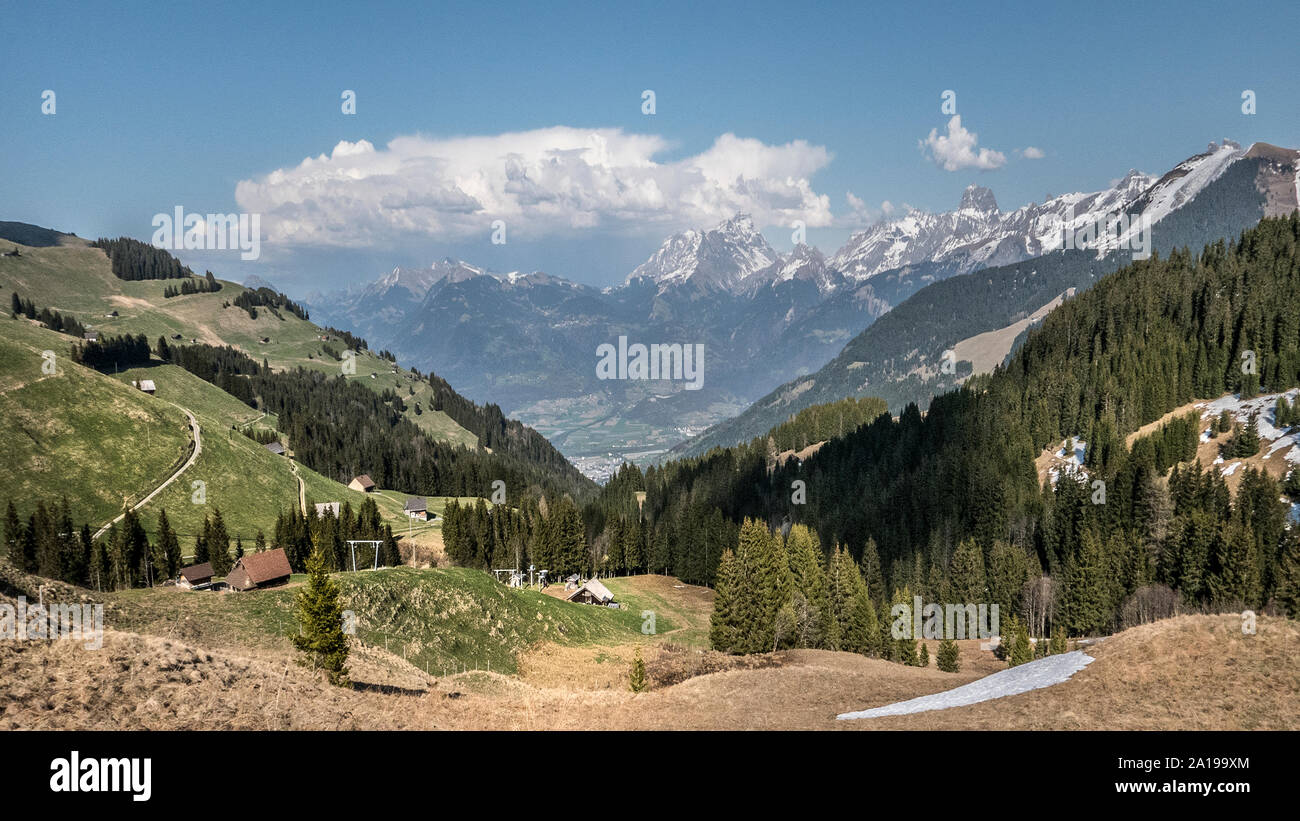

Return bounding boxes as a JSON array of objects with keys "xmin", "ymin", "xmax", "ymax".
[
  {"xmin": 1021, "ymin": 146, "xmax": 1045, "ymax": 159},
  {"xmin": 841, "ymin": 191, "xmax": 898, "ymax": 227},
  {"xmin": 235, "ymin": 127, "xmax": 835, "ymax": 247},
  {"xmin": 918, "ymin": 115, "xmax": 1006, "ymax": 172}
]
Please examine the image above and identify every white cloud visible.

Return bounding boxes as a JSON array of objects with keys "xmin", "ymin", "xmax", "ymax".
[
  {"xmin": 841, "ymin": 191, "xmax": 898, "ymax": 227},
  {"xmin": 235, "ymin": 127, "xmax": 835, "ymax": 247},
  {"xmin": 918, "ymin": 115, "xmax": 1006, "ymax": 172},
  {"xmin": 1021, "ymin": 146, "xmax": 1045, "ymax": 159}
]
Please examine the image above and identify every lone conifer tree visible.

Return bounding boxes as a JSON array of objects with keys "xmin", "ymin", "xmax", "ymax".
[
  {"xmin": 1006, "ymin": 615, "xmax": 1033, "ymax": 667},
  {"xmin": 292, "ymin": 548, "xmax": 351, "ymax": 687},
  {"xmin": 936, "ymin": 636, "xmax": 960, "ymax": 672},
  {"xmin": 628, "ymin": 648, "xmax": 646, "ymax": 693}
]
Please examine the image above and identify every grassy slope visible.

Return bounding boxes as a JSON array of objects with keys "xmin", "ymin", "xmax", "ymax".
[
  {"xmin": 0, "ymin": 312, "xmax": 484, "ymax": 555},
  {"xmin": 109, "ymin": 565, "xmax": 676, "ymax": 674},
  {"xmin": 0, "ymin": 238, "xmax": 478, "ymax": 449},
  {"xmin": 0, "ymin": 317, "xmax": 191, "ymax": 525}
]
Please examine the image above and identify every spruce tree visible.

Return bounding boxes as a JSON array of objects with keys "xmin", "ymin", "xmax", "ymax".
[
  {"xmin": 291, "ymin": 548, "xmax": 351, "ymax": 687},
  {"xmin": 628, "ymin": 648, "xmax": 647, "ymax": 693},
  {"xmin": 1049, "ymin": 624, "xmax": 1068, "ymax": 655},
  {"xmin": 936, "ymin": 636, "xmax": 960, "ymax": 672},
  {"xmin": 1006, "ymin": 615, "xmax": 1033, "ymax": 667},
  {"xmin": 207, "ymin": 508, "xmax": 232, "ymax": 576},
  {"xmin": 709, "ymin": 549, "xmax": 738, "ymax": 652},
  {"xmin": 918, "ymin": 640, "xmax": 930, "ymax": 668},
  {"xmin": 156, "ymin": 508, "xmax": 181, "ymax": 579},
  {"xmin": 949, "ymin": 537, "xmax": 987, "ymax": 604}
]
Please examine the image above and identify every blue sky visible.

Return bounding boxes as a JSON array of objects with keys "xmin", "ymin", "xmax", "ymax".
[{"xmin": 2, "ymin": 0, "xmax": 1297, "ymax": 293}]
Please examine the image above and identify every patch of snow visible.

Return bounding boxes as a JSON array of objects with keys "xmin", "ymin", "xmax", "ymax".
[
  {"xmin": 1222, "ymin": 461, "xmax": 1242, "ymax": 477},
  {"xmin": 837, "ymin": 651, "xmax": 1095, "ymax": 720}
]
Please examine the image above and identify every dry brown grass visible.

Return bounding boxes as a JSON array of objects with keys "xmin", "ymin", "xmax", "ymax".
[
  {"xmin": 859, "ymin": 615, "xmax": 1300, "ymax": 729},
  {"xmin": 3, "ymin": 584, "xmax": 1294, "ymax": 730}
]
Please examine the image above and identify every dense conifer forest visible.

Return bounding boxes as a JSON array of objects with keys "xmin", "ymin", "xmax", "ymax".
[{"xmin": 444, "ymin": 216, "xmax": 1300, "ymax": 652}]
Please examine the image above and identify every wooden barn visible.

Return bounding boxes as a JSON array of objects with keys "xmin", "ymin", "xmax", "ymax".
[
  {"xmin": 178, "ymin": 562, "xmax": 214, "ymax": 590},
  {"xmin": 348, "ymin": 474, "xmax": 376, "ymax": 493},
  {"xmin": 403, "ymin": 496, "xmax": 428, "ymax": 521},
  {"xmin": 566, "ymin": 577, "xmax": 616, "ymax": 607},
  {"xmin": 226, "ymin": 548, "xmax": 292, "ymax": 592}
]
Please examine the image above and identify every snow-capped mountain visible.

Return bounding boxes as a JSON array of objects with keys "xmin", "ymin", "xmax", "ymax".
[
  {"xmin": 745, "ymin": 242, "xmax": 842, "ymax": 295},
  {"xmin": 625, "ymin": 213, "xmax": 779, "ymax": 292},
  {"xmin": 305, "ymin": 139, "xmax": 1298, "ymax": 474},
  {"xmin": 369, "ymin": 258, "xmax": 489, "ymax": 302},
  {"xmin": 827, "ymin": 141, "xmax": 1259, "ymax": 281}
]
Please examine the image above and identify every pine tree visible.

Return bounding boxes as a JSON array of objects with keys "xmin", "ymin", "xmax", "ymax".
[
  {"xmin": 936, "ymin": 636, "xmax": 960, "ymax": 672},
  {"xmin": 1232, "ymin": 413, "xmax": 1261, "ymax": 458},
  {"xmin": 381, "ymin": 526, "xmax": 402, "ymax": 567},
  {"xmin": 1061, "ymin": 529, "xmax": 1109, "ymax": 635},
  {"xmin": 207, "ymin": 508, "xmax": 232, "ymax": 576},
  {"xmin": 156, "ymin": 509, "xmax": 181, "ymax": 579},
  {"xmin": 1006, "ymin": 615, "xmax": 1033, "ymax": 667},
  {"xmin": 709, "ymin": 549, "xmax": 738, "ymax": 652},
  {"xmin": 918, "ymin": 640, "xmax": 930, "ymax": 668},
  {"xmin": 255, "ymin": 529, "xmax": 267, "ymax": 553},
  {"xmin": 291, "ymin": 548, "xmax": 351, "ymax": 687},
  {"xmin": 949, "ymin": 537, "xmax": 987, "ymax": 603},
  {"xmin": 888, "ymin": 586, "xmax": 921, "ymax": 665},
  {"xmin": 628, "ymin": 648, "xmax": 647, "ymax": 693},
  {"xmin": 786, "ymin": 524, "xmax": 836, "ymax": 649},
  {"xmin": 827, "ymin": 545, "xmax": 871, "ymax": 653},
  {"xmin": 1049, "ymin": 624, "xmax": 1068, "ymax": 655}
]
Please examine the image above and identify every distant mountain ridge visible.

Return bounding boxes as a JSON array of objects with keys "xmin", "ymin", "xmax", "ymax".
[
  {"xmin": 306, "ymin": 140, "xmax": 1300, "ymax": 473},
  {"xmin": 670, "ymin": 142, "xmax": 1300, "ymax": 459}
]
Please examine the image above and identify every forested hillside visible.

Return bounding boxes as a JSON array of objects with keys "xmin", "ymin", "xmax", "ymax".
[
  {"xmin": 581, "ymin": 216, "xmax": 1300, "ymax": 648},
  {"xmin": 674, "ymin": 155, "xmax": 1275, "ymax": 458}
]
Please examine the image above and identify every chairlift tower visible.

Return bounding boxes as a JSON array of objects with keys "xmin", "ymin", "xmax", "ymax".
[{"xmin": 345, "ymin": 540, "xmax": 384, "ymax": 571}]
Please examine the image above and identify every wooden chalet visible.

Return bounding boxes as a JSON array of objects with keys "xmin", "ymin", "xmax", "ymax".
[{"xmin": 226, "ymin": 548, "xmax": 292, "ymax": 592}]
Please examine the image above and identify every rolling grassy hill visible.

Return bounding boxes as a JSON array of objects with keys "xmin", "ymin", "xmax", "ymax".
[
  {"xmin": 102, "ymin": 565, "xmax": 675, "ymax": 675},
  {"xmin": 0, "ymin": 316, "xmax": 193, "ymax": 526},
  {"xmin": 0, "ymin": 309, "xmax": 490, "ymax": 560},
  {"xmin": 0, "ymin": 232, "xmax": 480, "ymax": 449}
]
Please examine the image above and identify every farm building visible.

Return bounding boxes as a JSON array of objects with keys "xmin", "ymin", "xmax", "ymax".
[
  {"xmin": 178, "ymin": 562, "xmax": 214, "ymax": 590},
  {"xmin": 132, "ymin": 379, "xmax": 156, "ymax": 394},
  {"xmin": 83, "ymin": 330, "xmax": 98, "ymax": 341},
  {"xmin": 566, "ymin": 577, "xmax": 616, "ymax": 607},
  {"xmin": 314, "ymin": 502, "xmax": 340, "ymax": 518},
  {"xmin": 348, "ymin": 474, "xmax": 376, "ymax": 492},
  {"xmin": 264, "ymin": 441, "xmax": 285, "ymax": 456},
  {"xmin": 226, "ymin": 548, "xmax": 292, "ymax": 592},
  {"xmin": 403, "ymin": 496, "xmax": 428, "ymax": 521}
]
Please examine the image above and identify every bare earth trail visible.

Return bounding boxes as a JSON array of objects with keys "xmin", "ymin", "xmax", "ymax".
[
  {"xmin": 289, "ymin": 459, "xmax": 306, "ymax": 516},
  {"xmin": 92, "ymin": 402, "xmax": 201, "ymax": 540}
]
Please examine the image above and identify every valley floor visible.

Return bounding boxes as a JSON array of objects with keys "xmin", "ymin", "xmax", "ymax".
[{"xmin": 2, "ymin": 562, "xmax": 1294, "ymax": 730}]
